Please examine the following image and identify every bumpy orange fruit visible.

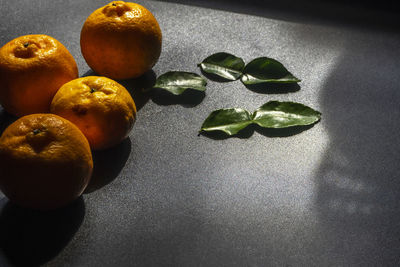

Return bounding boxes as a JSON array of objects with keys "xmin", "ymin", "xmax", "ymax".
[
  {"xmin": 0, "ymin": 113, "xmax": 93, "ymax": 210},
  {"xmin": 80, "ymin": 1, "xmax": 162, "ymax": 80},
  {"xmin": 0, "ymin": 34, "xmax": 78, "ymax": 116},
  {"xmin": 50, "ymin": 76, "xmax": 137, "ymax": 150}
]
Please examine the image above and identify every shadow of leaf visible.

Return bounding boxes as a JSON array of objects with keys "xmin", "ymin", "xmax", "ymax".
[
  {"xmin": 84, "ymin": 138, "xmax": 132, "ymax": 194},
  {"xmin": 151, "ymin": 88, "xmax": 206, "ymax": 108},
  {"xmin": 0, "ymin": 197, "xmax": 85, "ymax": 267},
  {"xmin": 244, "ymin": 82, "xmax": 300, "ymax": 94}
]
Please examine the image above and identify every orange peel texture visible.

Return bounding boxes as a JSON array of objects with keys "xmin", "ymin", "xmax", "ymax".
[
  {"xmin": 0, "ymin": 34, "xmax": 78, "ymax": 116},
  {"xmin": 80, "ymin": 1, "xmax": 162, "ymax": 80},
  {"xmin": 50, "ymin": 76, "xmax": 137, "ymax": 150},
  {"xmin": 0, "ymin": 114, "xmax": 93, "ymax": 210}
]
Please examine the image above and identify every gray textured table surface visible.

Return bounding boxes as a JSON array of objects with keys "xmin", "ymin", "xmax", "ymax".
[{"xmin": 1, "ymin": 0, "xmax": 400, "ymax": 266}]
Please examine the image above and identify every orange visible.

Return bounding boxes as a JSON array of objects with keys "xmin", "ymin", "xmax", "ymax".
[
  {"xmin": 0, "ymin": 113, "xmax": 93, "ymax": 210},
  {"xmin": 50, "ymin": 76, "xmax": 137, "ymax": 150},
  {"xmin": 80, "ymin": 1, "xmax": 162, "ymax": 80},
  {"xmin": 0, "ymin": 34, "xmax": 78, "ymax": 117}
]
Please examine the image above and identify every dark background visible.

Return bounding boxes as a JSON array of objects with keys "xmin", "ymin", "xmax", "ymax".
[
  {"xmin": 0, "ymin": 0, "xmax": 399, "ymax": 266},
  {"xmin": 162, "ymin": 0, "xmax": 400, "ymax": 29}
]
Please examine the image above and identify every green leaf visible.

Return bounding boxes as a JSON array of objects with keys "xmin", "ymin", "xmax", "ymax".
[
  {"xmin": 200, "ymin": 101, "xmax": 321, "ymax": 136},
  {"xmin": 198, "ymin": 52, "xmax": 245, "ymax": 81},
  {"xmin": 252, "ymin": 101, "xmax": 321, "ymax": 128},
  {"xmin": 241, "ymin": 57, "xmax": 301, "ymax": 85},
  {"xmin": 153, "ymin": 71, "xmax": 207, "ymax": 95},
  {"xmin": 200, "ymin": 108, "xmax": 252, "ymax": 135}
]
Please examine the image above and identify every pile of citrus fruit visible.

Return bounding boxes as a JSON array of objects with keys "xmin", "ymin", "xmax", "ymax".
[{"xmin": 0, "ymin": 1, "xmax": 162, "ymax": 210}]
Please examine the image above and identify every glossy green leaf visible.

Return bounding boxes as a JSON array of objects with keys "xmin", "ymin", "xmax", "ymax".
[
  {"xmin": 198, "ymin": 52, "xmax": 245, "ymax": 80},
  {"xmin": 153, "ymin": 71, "xmax": 207, "ymax": 95},
  {"xmin": 200, "ymin": 108, "xmax": 252, "ymax": 135},
  {"xmin": 241, "ymin": 57, "xmax": 301, "ymax": 85},
  {"xmin": 200, "ymin": 101, "xmax": 321, "ymax": 135},
  {"xmin": 252, "ymin": 101, "xmax": 321, "ymax": 128}
]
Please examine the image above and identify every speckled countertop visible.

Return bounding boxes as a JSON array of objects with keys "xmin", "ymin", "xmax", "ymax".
[{"xmin": 0, "ymin": 1, "xmax": 400, "ymax": 266}]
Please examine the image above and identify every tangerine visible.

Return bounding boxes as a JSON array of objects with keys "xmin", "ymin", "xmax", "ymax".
[
  {"xmin": 0, "ymin": 34, "xmax": 78, "ymax": 116},
  {"xmin": 0, "ymin": 114, "xmax": 93, "ymax": 210},
  {"xmin": 80, "ymin": 1, "xmax": 162, "ymax": 80},
  {"xmin": 50, "ymin": 76, "xmax": 136, "ymax": 150}
]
